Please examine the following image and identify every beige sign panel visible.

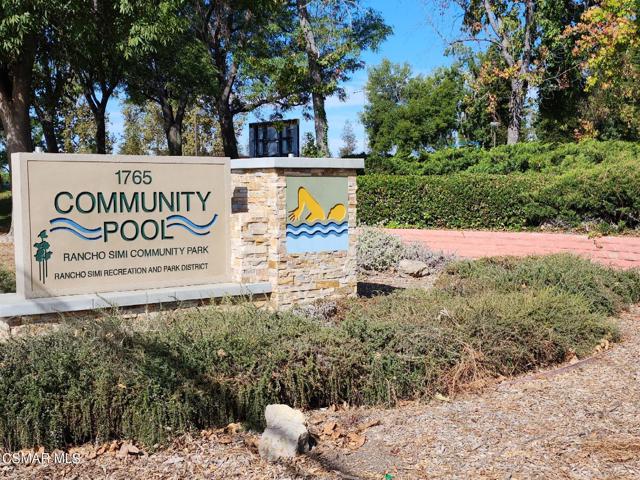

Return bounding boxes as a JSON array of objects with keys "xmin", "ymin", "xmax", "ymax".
[{"xmin": 12, "ymin": 153, "xmax": 230, "ymax": 298}]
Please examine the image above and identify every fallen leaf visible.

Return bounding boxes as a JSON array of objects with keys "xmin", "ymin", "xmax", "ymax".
[
  {"xmin": 244, "ymin": 436, "xmax": 259, "ymax": 451},
  {"xmin": 224, "ymin": 422, "xmax": 243, "ymax": 435},
  {"xmin": 323, "ymin": 422, "xmax": 337, "ymax": 435},
  {"xmin": 434, "ymin": 393, "xmax": 451, "ymax": 402},
  {"xmin": 218, "ymin": 436, "xmax": 233, "ymax": 444},
  {"xmin": 163, "ymin": 455, "xmax": 184, "ymax": 465},
  {"xmin": 357, "ymin": 419, "xmax": 381, "ymax": 432},
  {"xmin": 346, "ymin": 432, "xmax": 366, "ymax": 449}
]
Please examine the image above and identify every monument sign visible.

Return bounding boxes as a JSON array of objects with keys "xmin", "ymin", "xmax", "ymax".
[{"xmin": 12, "ymin": 154, "xmax": 230, "ymax": 298}]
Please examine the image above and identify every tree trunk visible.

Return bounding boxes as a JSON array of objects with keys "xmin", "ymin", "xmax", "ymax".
[
  {"xmin": 297, "ymin": 0, "xmax": 329, "ymax": 157},
  {"xmin": 39, "ymin": 115, "xmax": 59, "ymax": 153},
  {"xmin": 312, "ymin": 92, "xmax": 328, "ymax": 156},
  {"xmin": 95, "ymin": 108, "xmax": 107, "ymax": 154},
  {"xmin": 507, "ymin": 78, "xmax": 525, "ymax": 145},
  {"xmin": 166, "ymin": 123, "xmax": 182, "ymax": 156},
  {"xmin": 0, "ymin": 49, "xmax": 35, "ymax": 236},
  {"xmin": 82, "ymin": 81, "xmax": 115, "ymax": 154},
  {"xmin": 217, "ymin": 101, "xmax": 239, "ymax": 159},
  {"xmin": 158, "ymin": 96, "xmax": 186, "ymax": 156}
]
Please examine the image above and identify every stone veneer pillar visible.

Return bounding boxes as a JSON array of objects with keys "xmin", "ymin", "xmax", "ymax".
[{"xmin": 230, "ymin": 158, "xmax": 363, "ymax": 308}]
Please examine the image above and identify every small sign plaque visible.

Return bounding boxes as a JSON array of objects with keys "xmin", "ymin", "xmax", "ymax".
[{"xmin": 12, "ymin": 154, "xmax": 230, "ymax": 298}]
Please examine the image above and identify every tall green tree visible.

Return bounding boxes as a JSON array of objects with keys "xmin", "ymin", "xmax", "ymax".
[
  {"xmin": 534, "ymin": 0, "xmax": 588, "ymax": 142},
  {"xmin": 124, "ymin": 0, "xmax": 212, "ymax": 155},
  {"xmin": 295, "ymin": 0, "xmax": 390, "ymax": 156},
  {"xmin": 0, "ymin": 0, "xmax": 51, "ymax": 163},
  {"xmin": 126, "ymin": 36, "xmax": 213, "ymax": 155},
  {"xmin": 69, "ymin": 0, "xmax": 135, "ymax": 154},
  {"xmin": 193, "ymin": 0, "xmax": 309, "ymax": 159},
  {"xmin": 32, "ymin": 31, "xmax": 75, "ymax": 153},
  {"xmin": 362, "ymin": 60, "xmax": 464, "ymax": 156}
]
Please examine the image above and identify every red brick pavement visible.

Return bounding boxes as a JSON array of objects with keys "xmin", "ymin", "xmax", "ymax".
[{"xmin": 389, "ymin": 229, "xmax": 640, "ymax": 269}]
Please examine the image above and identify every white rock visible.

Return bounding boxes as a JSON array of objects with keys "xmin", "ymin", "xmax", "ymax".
[
  {"xmin": 259, "ymin": 404, "xmax": 310, "ymax": 462},
  {"xmin": 398, "ymin": 259, "xmax": 429, "ymax": 277}
]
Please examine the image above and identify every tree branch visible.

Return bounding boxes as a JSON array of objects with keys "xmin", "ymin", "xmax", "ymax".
[{"xmin": 482, "ymin": 0, "xmax": 515, "ymax": 67}]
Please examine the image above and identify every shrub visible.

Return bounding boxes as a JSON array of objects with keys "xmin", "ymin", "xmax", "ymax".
[
  {"xmin": 366, "ymin": 140, "xmax": 640, "ymax": 176},
  {"xmin": 438, "ymin": 254, "xmax": 640, "ymax": 315},
  {"xmin": 0, "ymin": 191, "xmax": 10, "ymax": 232},
  {"xmin": 0, "ymin": 255, "xmax": 633, "ymax": 451},
  {"xmin": 0, "ymin": 266, "xmax": 15, "ymax": 293},
  {"xmin": 357, "ymin": 227, "xmax": 451, "ymax": 272}
]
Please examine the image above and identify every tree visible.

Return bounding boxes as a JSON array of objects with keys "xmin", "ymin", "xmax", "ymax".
[
  {"xmin": 119, "ymin": 103, "xmax": 148, "ymax": 155},
  {"xmin": 567, "ymin": 0, "xmax": 640, "ymax": 140},
  {"xmin": 125, "ymin": 0, "xmax": 213, "ymax": 155},
  {"xmin": 534, "ymin": 0, "xmax": 588, "ymax": 142},
  {"xmin": 362, "ymin": 60, "xmax": 464, "ymax": 156},
  {"xmin": 181, "ymin": 99, "xmax": 230, "ymax": 157},
  {"xmin": 339, "ymin": 120, "xmax": 357, "ymax": 157},
  {"xmin": 301, "ymin": 132, "xmax": 322, "ymax": 157},
  {"xmin": 295, "ymin": 0, "xmax": 390, "ymax": 156},
  {"xmin": 61, "ymin": 98, "xmax": 115, "ymax": 153},
  {"xmin": 32, "ymin": 20, "xmax": 75, "ymax": 153},
  {"xmin": 0, "ymin": 1, "xmax": 45, "ymax": 166},
  {"xmin": 69, "ymin": 0, "xmax": 136, "ymax": 154},
  {"xmin": 194, "ymin": 0, "xmax": 309, "ymax": 158},
  {"xmin": 446, "ymin": 0, "xmax": 541, "ymax": 144},
  {"xmin": 452, "ymin": 45, "xmax": 511, "ymax": 147}
]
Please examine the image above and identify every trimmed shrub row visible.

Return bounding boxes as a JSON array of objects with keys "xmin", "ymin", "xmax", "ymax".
[
  {"xmin": 358, "ymin": 159, "xmax": 640, "ymax": 229},
  {"xmin": 366, "ymin": 140, "xmax": 640, "ymax": 176}
]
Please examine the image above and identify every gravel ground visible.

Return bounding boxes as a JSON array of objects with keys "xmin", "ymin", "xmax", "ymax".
[{"xmin": 3, "ymin": 307, "xmax": 639, "ymax": 479}]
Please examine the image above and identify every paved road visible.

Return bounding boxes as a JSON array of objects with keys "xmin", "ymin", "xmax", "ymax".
[{"xmin": 391, "ymin": 229, "xmax": 640, "ymax": 269}]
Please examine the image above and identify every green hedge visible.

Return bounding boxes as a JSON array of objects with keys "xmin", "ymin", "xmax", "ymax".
[
  {"xmin": 365, "ymin": 140, "xmax": 640, "ymax": 176},
  {"xmin": 358, "ymin": 159, "xmax": 640, "ymax": 229}
]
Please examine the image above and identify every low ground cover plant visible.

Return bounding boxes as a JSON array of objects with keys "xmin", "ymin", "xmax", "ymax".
[
  {"xmin": 0, "ymin": 254, "xmax": 634, "ymax": 451},
  {"xmin": 357, "ymin": 226, "xmax": 452, "ymax": 272}
]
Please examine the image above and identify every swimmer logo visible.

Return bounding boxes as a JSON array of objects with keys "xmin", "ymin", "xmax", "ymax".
[
  {"xmin": 33, "ymin": 230, "xmax": 53, "ymax": 283},
  {"xmin": 285, "ymin": 177, "xmax": 349, "ymax": 254}
]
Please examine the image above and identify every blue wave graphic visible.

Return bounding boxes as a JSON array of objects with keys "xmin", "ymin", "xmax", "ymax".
[
  {"xmin": 286, "ymin": 223, "xmax": 348, "ymax": 235},
  {"xmin": 166, "ymin": 223, "xmax": 211, "ymax": 236},
  {"xmin": 50, "ymin": 226, "xmax": 102, "ymax": 241},
  {"xmin": 286, "ymin": 228, "xmax": 348, "ymax": 239},
  {"xmin": 166, "ymin": 214, "xmax": 218, "ymax": 230},
  {"xmin": 286, "ymin": 221, "xmax": 347, "ymax": 233},
  {"xmin": 50, "ymin": 217, "xmax": 103, "ymax": 234}
]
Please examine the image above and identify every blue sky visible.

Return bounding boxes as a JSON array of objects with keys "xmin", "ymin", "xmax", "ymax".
[{"xmin": 108, "ymin": 0, "xmax": 462, "ymax": 156}]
